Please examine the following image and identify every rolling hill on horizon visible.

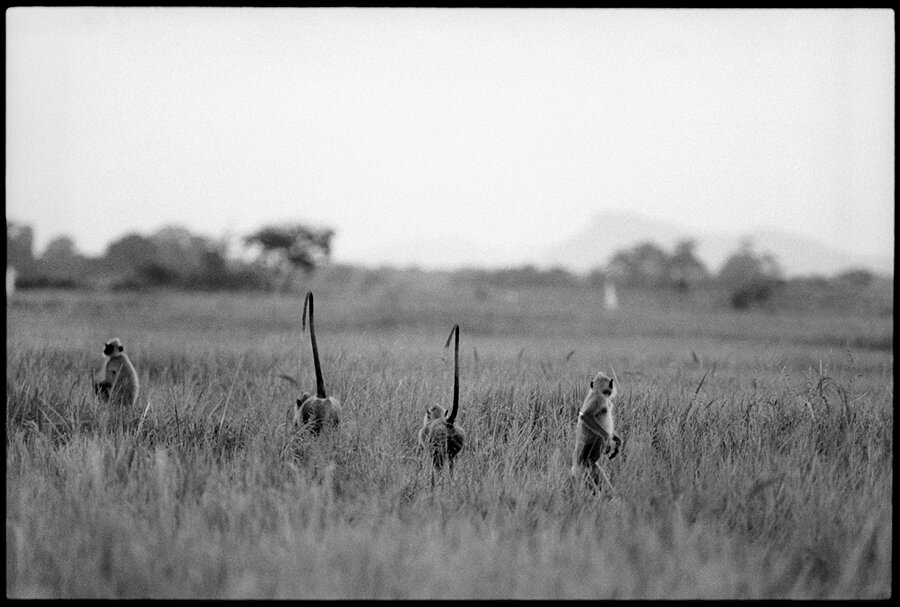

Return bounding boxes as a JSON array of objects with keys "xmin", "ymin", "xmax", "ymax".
[
  {"xmin": 539, "ymin": 211, "xmax": 893, "ymax": 278},
  {"xmin": 342, "ymin": 211, "xmax": 892, "ymax": 278}
]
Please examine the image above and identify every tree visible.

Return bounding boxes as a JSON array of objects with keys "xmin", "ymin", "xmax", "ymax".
[
  {"xmin": 105, "ymin": 233, "xmax": 159, "ymax": 273},
  {"xmin": 835, "ymin": 268, "xmax": 875, "ymax": 288},
  {"xmin": 40, "ymin": 236, "xmax": 82, "ymax": 282},
  {"xmin": 43, "ymin": 236, "xmax": 78, "ymax": 261},
  {"xmin": 244, "ymin": 223, "xmax": 335, "ymax": 275},
  {"xmin": 718, "ymin": 238, "xmax": 783, "ymax": 309},
  {"xmin": 103, "ymin": 233, "xmax": 171, "ymax": 286},
  {"xmin": 7, "ymin": 221, "xmax": 35, "ymax": 274},
  {"xmin": 149, "ymin": 225, "xmax": 210, "ymax": 281},
  {"xmin": 608, "ymin": 242, "xmax": 670, "ymax": 287},
  {"xmin": 668, "ymin": 239, "xmax": 709, "ymax": 292},
  {"xmin": 100, "ymin": 226, "xmax": 274, "ymax": 291}
]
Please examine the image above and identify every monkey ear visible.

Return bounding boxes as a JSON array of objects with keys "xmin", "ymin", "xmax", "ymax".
[
  {"xmin": 118, "ymin": 344, "xmax": 125, "ymax": 352},
  {"xmin": 609, "ymin": 378, "xmax": 614, "ymax": 389}
]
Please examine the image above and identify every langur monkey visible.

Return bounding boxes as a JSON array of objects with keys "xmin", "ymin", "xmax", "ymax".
[
  {"xmin": 292, "ymin": 291, "xmax": 341, "ymax": 435},
  {"xmin": 570, "ymin": 371, "xmax": 622, "ymax": 489},
  {"xmin": 418, "ymin": 324, "xmax": 465, "ymax": 472},
  {"xmin": 93, "ymin": 337, "xmax": 140, "ymax": 410}
]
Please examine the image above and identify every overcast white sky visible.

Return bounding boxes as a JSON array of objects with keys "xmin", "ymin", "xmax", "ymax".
[{"xmin": 6, "ymin": 8, "xmax": 895, "ymax": 269}]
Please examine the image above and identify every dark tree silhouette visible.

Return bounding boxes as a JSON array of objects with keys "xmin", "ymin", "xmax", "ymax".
[
  {"xmin": 718, "ymin": 238, "xmax": 783, "ymax": 309},
  {"xmin": 669, "ymin": 239, "xmax": 709, "ymax": 292},
  {"xmin": 608, "ymin": 241, "xmax": 670, "ymax": 287},
  {"xmin": 104, "ymin": 233, "xmax": 161, "ymax": 277},
  {"xmin": 244, "ymin": 223, "xmax": 335, "ymax": 275},
  {"xmin": 39, "ymin": 236, "xmax": 86, "ymax": 284}
]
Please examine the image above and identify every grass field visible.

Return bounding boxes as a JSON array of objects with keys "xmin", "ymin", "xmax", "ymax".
[{"xmin": 6, "ymin": 285, "xmax": 892, "ymax": 598}]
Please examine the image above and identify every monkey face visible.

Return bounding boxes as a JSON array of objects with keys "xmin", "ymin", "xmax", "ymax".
[
  {"xmin": 590, "ymin": 372, "xmax": 617, "ymax": 399},
  {"xmin": 600, "ymin": 380, "xmax": 614, "ymax": 398},
  {"xmin": 295, "ymin": 392, "xmax": 311, "ymax": 409},
  {"xmin": 103, "ymin": 339, "xmax": 124, "ymax": 357}
]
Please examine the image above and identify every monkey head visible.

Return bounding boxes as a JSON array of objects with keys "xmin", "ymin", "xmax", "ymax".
[
  {"xmin": 590, "ymin": 372, "xmax": 617, "ymax": 399},
  {"xmin": 103, "ymin": 338, "xmax": 124, "ymax": 357},
  {"xmin": 423, "ymin": 404, "xmax": 448, "ymax": 424},
  {"xmin": 292, "ymin": 392, "xmax": 340, "ymax": 435}
]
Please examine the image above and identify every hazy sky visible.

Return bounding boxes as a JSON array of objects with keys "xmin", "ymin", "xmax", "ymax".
[{"xmin": 6, "ymin": 8, "xmax": 895, "ymax": 269}]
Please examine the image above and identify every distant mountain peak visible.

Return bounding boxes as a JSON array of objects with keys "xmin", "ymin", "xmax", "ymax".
[{"xmin": 540, "ymin": 211, "xmax": 892, "ymax": 277}]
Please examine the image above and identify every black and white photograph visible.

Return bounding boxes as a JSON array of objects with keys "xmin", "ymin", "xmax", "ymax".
[{"xmin": 6, "ymin": 7, "xmax": 892, "ymax": 599}]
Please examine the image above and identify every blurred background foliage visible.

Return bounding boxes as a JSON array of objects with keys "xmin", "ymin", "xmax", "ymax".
[{"xmin": 6, "ymin": 219, "xmax": 891, "ymax": 315}]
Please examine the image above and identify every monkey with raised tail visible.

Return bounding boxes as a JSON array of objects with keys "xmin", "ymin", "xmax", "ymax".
[
  {"xmin": 418, "ymin": 324, "xmax": 466, "ymax": 472},
  {"xmin": 292, "ymin": 291, "xmax": 342, "ymax": 435}
]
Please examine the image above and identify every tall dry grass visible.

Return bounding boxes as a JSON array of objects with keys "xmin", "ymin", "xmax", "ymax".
[{"xmin": 6, "ymin": 288, "xmax": 892, "ymax": 598}]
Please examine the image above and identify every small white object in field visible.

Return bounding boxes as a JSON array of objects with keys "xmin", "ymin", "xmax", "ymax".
[
  {"xmin": 604, "ymin": 280, "xmax": 618, "ymax": 310},
  {"xmin": 6, "ymin": 266, "xmax": 17, "ymax": 297}
]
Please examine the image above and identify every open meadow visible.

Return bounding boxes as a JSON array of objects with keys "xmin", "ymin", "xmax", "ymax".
[{"xmin": 5, "ymin": 282, "xmax": 893, "ymax": 598}]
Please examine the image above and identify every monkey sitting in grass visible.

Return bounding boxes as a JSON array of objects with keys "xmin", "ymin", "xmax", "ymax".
[{"xmin": 93, "ymin": 337, "xmax": 140, "ymax": 410}]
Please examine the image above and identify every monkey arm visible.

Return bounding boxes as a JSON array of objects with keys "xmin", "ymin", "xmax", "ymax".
[{"xmin": 607, "ymin": 434, "xmax": 623, "ymax": 459}]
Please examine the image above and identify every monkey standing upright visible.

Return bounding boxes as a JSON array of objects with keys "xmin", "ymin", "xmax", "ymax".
[{"xmin": 571, "ymin": 371, "xmax": 622, "ymax": 489}]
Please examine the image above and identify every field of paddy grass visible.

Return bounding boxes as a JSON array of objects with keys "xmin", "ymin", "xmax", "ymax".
[{"xmin": 6, "ymin": 286, "xmax": 892, "ymax": 598}]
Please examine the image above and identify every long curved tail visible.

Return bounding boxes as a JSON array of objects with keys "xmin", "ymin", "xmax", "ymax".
[
  {"xmin": 302, "ymin": 291, "xmax": 327, "ymax": 398},
  {"xmin": 444, "ymin": 324, "xmax": 460, "ymax": 425}
]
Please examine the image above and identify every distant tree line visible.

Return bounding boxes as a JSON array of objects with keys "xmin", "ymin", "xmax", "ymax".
[
  {"xmin": 6, "ymin": 220, "xmax": 333, "ymax": 292},
  {"xmin": 6, "ymin": 220, "xmax": 886, "ymax": 312},
  {"xmin": 602, "ymin": 239, "xmax": 710, "ymax": 291}
]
